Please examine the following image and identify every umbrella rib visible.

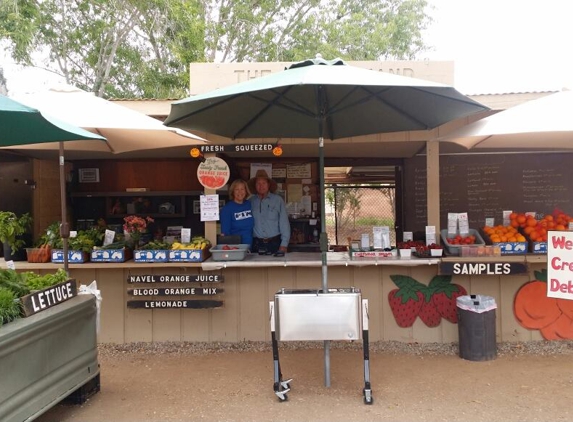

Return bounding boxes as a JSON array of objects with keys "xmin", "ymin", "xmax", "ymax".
[
  {"xmin": 234, "ymin": 87, "xmax": 317, "ymax": 138},
  {"xmin": 249, "ymin": 91, "xmax": 316, "ymax": 118},
  {"xmin": 168, "ymin": 94, "xmax": 243, "ymax": 125}
]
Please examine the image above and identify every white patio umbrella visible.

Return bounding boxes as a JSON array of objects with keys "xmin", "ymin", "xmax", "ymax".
[
  {"xmin": 440, "ymin": 90, "xmax": 573, "ymax": 150},
  {"xmin": 7, "ymin": 84, "xmax": 207, "ymax": 156}
]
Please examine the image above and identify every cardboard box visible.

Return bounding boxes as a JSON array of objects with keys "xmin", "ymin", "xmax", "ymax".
[
  {"xmin": 530, "ymin": 241, "xmax": 547, "ymax": 254},
  {"xmin": 480, "ymin": 230, "xmax": 528, "ymax": 255},
  {"xmin": 168, "ymin": 248, "xmax": 211, "ymax": 262},
  {"xmin": 90, "ymin": 248, "xmax": 132, "ymax": 262},
  {"xmin": 51, "ymin": 250, "xmax": 90, "ymax": 263},
  {"xmin": 133, "ymin": 250, "xmax": 169, "ymax": 263}
]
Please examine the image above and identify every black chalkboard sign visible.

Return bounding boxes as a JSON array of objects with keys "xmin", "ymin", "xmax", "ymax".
[{"xmin": 404, "ymin": 152, "xmax": 573, "ymax": 232}]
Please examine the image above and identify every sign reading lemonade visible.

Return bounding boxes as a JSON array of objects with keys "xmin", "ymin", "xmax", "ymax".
[{"xmin": 197, "ymin": 157, "xmax": 230, "ymax": 190}]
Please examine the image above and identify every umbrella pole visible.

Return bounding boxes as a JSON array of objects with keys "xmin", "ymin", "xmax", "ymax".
[
  {"xmin": 319, "ymin": 135, "xmax": 331, "ymax": 387},
  {"xmin": 59, "ymin": 142, "xmax": 70, "ymax": 274}
]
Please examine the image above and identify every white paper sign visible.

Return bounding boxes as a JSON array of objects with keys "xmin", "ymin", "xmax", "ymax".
[
  {"xmin": 425, "ymin": 226, "xmax": 436, "ymax": 245},
  {"xmin": 5, "ymin": 260, "xmax": 15, "ymax": 270},
  {"xmin": 286, "ymin": 163, "xmax": 311, "ymax": 178},
  {"xmin": 103, "ymin": 229, "xmax": 116, "ymax": 246},
  {"xmin": 458, "ymin": 213, "xmax": 469, "ymax": 235},
  {"xmin": 403, "ymin": 232, "xmax": 413, "ymax": 242},
  {"xmin": 70, "ymin": 231, "xmax": 77, "ymax": 238},
  {"xmin": 181, "ymin": 228, "xmax": 191, "ymax": 243},
  {"xmin": 272, "ymin": 167, "xmax": 286, "ymax": 179},
  {"xmin": 200, "ymin": 194, "xmax": 220, "ymax": 221},
  {"xmin": 502, "ymin": 210, "xmax": 512, "ymax": 226},
  {"xmin": 447, "ymin": 213, "xmax": 458, "ymax": 236},
  {"xmin": 547, "ymin": 230, "xmax": 573, "ymax": 300},
  {"xmin": 373, "ymin": 226, "xmax": 390, "ymax": 250},
  {"xmin": 361, "ymin": 233, "xmax": 370, "ymax": 250},
  {"xmin": 485, "ymin": 218, "xmax": 495, "ymax": 228}
]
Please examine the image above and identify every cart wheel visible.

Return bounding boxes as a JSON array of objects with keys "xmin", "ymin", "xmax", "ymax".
[
  {"xmin": 275, "ymin": 389, "xmax": 290, "ymax": 402},
  {"xmin": 363, "ymin": 388, "xmax": 373, "ymax": 405}
]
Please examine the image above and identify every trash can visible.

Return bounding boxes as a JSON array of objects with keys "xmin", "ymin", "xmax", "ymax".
[{"xmin": 456, "ymin": 294, "xmax": 497, "ymax": 361}]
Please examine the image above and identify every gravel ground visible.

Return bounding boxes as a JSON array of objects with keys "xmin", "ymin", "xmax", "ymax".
[
  {"xmin": 98, "ymin": 339, "xmax": 573, "ymax": 357},
  {"xmin": 35, "ymin": 340, "xmax": 573, "ymax": 422}
]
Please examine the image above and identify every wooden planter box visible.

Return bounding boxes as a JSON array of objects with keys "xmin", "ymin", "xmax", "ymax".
[{"xmin": 0, "ymin": 295, "xmax": 100, "ymax": 422}]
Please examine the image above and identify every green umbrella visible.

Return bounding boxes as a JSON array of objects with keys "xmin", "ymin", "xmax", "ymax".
[
  {"xmin": 0, "ymin": 94, "xmax": 106, "ymax": 272},
  {"xmin": 166, "ymin": 56, "xmax": 488, "ymax": 275},
  {"xmin": 165, "ymin": 56, "xmax": 489, "ymax": 385}
]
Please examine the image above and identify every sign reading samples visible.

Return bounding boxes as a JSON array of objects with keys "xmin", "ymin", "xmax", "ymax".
[
  {"xmin": 439, "ymin": 262, "xmax": 528, "ymax": 276},
  {"xmin": 126, "ymin": 274, "xmax": 224, "ymax": 309}
]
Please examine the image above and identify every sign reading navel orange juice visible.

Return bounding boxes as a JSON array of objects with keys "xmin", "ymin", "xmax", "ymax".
[{"xmin": 197, "ymin": 157, "xmax": 230, "ymax": 190}]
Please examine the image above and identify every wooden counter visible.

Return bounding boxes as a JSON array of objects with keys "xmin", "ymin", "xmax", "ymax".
[{"xmin": 4, "ymin": 253, "xmax": 548, "ymax": 344}]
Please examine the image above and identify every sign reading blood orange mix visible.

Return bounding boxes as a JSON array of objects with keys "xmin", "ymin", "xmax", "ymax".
[{"xmin": 197, "ymin": 157, "xmax": 230, "ymax": 190}]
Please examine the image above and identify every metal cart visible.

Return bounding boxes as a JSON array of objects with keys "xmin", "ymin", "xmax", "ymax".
[{"xmin": 269, "ymin": 287, "xmax": 373, "ymax": 404}]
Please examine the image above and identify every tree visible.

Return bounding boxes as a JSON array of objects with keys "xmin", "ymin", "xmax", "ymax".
[
  {"xmin": 326, "ymin": 185, "xmax": 363, "ymax": 232},
  {"xmin": 0, "ymin": 0, "xmax": 431, "ymax": 98}
]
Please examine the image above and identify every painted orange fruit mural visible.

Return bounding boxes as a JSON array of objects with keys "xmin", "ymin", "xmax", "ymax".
[{"xmin": 513, "ymin": 269, "xmax": 573, "ymax": 340}]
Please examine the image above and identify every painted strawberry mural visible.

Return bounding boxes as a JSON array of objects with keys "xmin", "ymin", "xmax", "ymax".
[
  {"xmin": 389, "ymin": 274, "xmax": 467, "ymax": 328},
  {"xmin": 388, "ymin": 275, "xmax": 424, "ymax": 327},
  {"xmin": 429, "ymin": 275, "xmax": 467, "ymax": 323}
]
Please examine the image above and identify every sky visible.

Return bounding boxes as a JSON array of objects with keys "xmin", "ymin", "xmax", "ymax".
[
  {"xmin": 421, "ymin": 0, "xmax": 573, "ymax": 94},
  {"xmin": 2, "ymin": 0, "xmax": 573, "ymax": 96}
]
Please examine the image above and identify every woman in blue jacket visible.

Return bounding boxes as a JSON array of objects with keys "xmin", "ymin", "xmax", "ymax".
[{"xmin": 220, "ymin": 179, "xmax": 254, "ymax": 246}]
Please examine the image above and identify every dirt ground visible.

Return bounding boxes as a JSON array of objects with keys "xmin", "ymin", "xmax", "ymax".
[{"xmin": 34, "ymin": 342, "xmax": 573, "ymax": 422}]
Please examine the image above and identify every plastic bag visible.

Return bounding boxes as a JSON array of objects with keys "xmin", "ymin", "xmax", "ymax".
[
  {"xmin": 78, "ymin": 280, "xmax": 102, "ymax": 333},
  {"xmin": 456, "ymin": 294, "xmax": 496, "ymax": 314}
]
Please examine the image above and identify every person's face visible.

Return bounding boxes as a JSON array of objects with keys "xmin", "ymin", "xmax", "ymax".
[
  {"xmin": 256, "ymin": 178, "xmax": 270, "ymax": 196},
  {"xmin": 234, "ymin": 183, "xmax": 247, "ymax": 203}
]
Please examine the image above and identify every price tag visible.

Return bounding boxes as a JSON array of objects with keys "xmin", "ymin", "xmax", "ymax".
[
  {"xmin": 6, "ymin": 260, "xmax": 15, "ymax": 270},
  {"xmin": 70, "ymin": 231, "xmax": 77, "ymax": 238},
  {"xmin": 502, "ymin": 210, "xmax": 512, "ymax": 226},
  {"xmin": 569, "ymin": 221, "xmax": 573, "ymax": 231},
  {"xmin": 485, "ymin": 218, "xmax": 495, "ymax": 227},
  {"xmin": 361, "ymin": 233, "xmax": 370, "ymax": 250},
  {"xmin": 425, "ymin": 226, "xmax": 436, "ymax": 246},
  {"xmin": 458, "ymin": 213, "xmax": 469, "ymax": 235},
  {"xmin": 447, "ymin": 213, "xmax": 458, "ymax": 236},
  {"xmin": 403, "ymin": 232, "xmax": 413, "ymax": 242},
  {"xmin": 103, "ymin": 229, "xmax": 116, "ymax": 246},
  {"xmin": 181, "ymin": 228, "xmax": 191, "ymax": 244}
]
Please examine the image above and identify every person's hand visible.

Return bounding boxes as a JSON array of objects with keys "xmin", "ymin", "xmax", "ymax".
[{"xmin": 279, "ymin": 246, "xmax": 287, "ymax": 253}]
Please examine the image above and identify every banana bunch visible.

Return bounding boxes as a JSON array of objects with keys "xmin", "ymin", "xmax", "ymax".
[{"xmin": 171, "ymin": 237, "xmax": 211, "ymax": 250}]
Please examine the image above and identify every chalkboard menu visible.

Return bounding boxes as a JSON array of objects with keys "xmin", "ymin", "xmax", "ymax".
[{"xmin": 403, "ymin": 153, "xmax": 572, "ymax": 232}]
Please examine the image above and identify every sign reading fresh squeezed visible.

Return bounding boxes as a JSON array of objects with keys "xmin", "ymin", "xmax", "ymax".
[{"xmin": 547, "ymin": 230, "xmax": 573, "ymax": 300}]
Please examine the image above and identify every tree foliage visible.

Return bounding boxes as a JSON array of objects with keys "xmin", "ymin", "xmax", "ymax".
[{"xmin": 0, "ymin": 0, "xmax": 431, "ymax": 98}]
